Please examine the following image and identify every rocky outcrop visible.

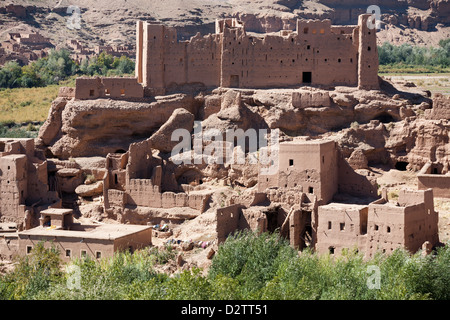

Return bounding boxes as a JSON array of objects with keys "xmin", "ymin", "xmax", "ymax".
[
  {"xmin": 148, "ymin": 108, "xmax": 195, "ymax": 153},
  {"xmin": 38, "ymin": 94, "xmax": 199, "ymax": 159}
]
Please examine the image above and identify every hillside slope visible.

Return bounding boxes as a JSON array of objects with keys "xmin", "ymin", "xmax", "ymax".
[{"xmin": 1, "ymin": 0, "xmax": 449, "ymax": 50}]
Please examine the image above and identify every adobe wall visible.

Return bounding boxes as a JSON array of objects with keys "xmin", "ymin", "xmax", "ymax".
[
  {"xmin": 337, "ymin": 151, "xmax": 378, "ymax": 199},
  {"xmin": 18, "ymin": 234, "xmax": 115, "ymax": 263},
  {"xmin": 316, "ymin": 203, "xmax": 368, "ymax": 256},
  {"xmin": 417, "ymin": 163, "xmax": 450, "ymax": 198},
  {"xmin": 425, "ymin": 94, "xmax": 450, "ymax": 120},
  {"xmin": 292, "ymin": 89, "xmax": 331, "ymax": 108},
  {"xmin": 365, "ymin": 202, "xmax": 407, "ymax": 258},
  {"xmin": 418, "ymin": 174, "xmax": 450, "ymax": 198},
  {"xmin": 136, "ymin": 14, "xmax": 379, "ymax": 92},
  {"xmin": 125, "ymin": 179, "xmax": 209, "ymax": 212},
  {"xmin": 400, "ymin": 189, "xmax": 439, "ymax": 252},
  {"xmin": 74, "ymin": 77, "xmax": 144, "ymax": 100},
  {"xmin": 113, "ymin": 228, "xmax": 152, "ymax": 253},
  {"xmin": 276, "ymin": 140, "xmax": 338, "ymax": 204},
  {"xmin": 357, "ymin": 14, "xmax": 379, "ymax": 90},
  {"xmin": 0, "ymin": 155, "xmax": 28, "ymax": 222},
  {"xmin": 216, "ymin": 204, "xmax": 243, "ymax": 243},
  {"xmin": 0, "ymin": 233, "xmax": 18, "ymax": 260}
]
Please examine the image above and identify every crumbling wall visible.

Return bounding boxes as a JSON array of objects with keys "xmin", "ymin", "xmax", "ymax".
[
  {"xmin": 74, "ymin": 77, "xmax": 144, "ymax": 100},
  {"xmin": 216, "ymin": 204, "xmax": 243, "ymax": 243},
  {"xmin": 137, "ymin": 14, "xmax": 379, "ymax": 92}
]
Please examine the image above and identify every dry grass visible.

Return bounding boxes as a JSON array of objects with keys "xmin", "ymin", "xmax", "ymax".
[{"xmin": 0, "ymin": 85, "xmax": 60, "ymax": 123}]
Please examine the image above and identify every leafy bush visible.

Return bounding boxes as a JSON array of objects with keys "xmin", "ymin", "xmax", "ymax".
[
  {"xmin": 0, "ymin": 50, "xmax": 135, "ymax": 89},
  {"xmin": 1, "ymin": 233, "xmax": 449, "ymax": 300},
  {"xmin": 378, "ymin": 39, "xmax": 450, "ymax": 72}
]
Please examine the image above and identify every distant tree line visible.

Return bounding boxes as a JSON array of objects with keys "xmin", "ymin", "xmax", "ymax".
[
  {"xmin": 378, "ymin": 39, "xmax": 450, "ymax": 68},
  {"xmin": 0, "ymin": 49, "xmax": 135, "ymax": 89}
]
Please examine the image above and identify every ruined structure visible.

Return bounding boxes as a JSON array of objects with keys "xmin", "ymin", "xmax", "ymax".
[
  {"xmin": 18, "ymin": 208, "xmax": 152, "ymax": 262},
  {"xmin": 0, "ymin": 138, "xmax": 60, "ymax": 228},
  {"xmin": 134, "ymin": 14, "xmax": 379, "ymax": 95},
  {"xmin": 219, "ymin": 138, "xmax": 439, "ymax": 258},
  {"xmin": 417, "ymin": 162, "xmax": 450, "ymax": 198},
  {"xmin": 1, "ymin": 14, "xmax": 445, "ymax": 264}
]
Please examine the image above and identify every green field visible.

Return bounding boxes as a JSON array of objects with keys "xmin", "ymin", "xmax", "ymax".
[{"xmin": 0, "ymin": 85, "xmax": 60, "ymax": 123}]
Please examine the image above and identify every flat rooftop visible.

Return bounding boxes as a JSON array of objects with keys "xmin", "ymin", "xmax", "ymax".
[
  {"xmin": 319, "ymin": 202, "xmax": 368, "ymax": 210},
  {"xmin": 19, "ymin": 223, "xmax": 151, "ymax": 241}
]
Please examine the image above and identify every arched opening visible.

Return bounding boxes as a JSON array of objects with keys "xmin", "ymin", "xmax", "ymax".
[
  {"xmin": 373, "ymin": 112, "xmax": 395, "ymax": 124},
  {"xmin": 395, "ymin": 161, "xmax": 408, "ymax": 171}
]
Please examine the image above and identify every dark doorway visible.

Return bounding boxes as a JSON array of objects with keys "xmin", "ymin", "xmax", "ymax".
[
  {"xmin": 302, "ymin": 71, "xmax": 312, "ymax": 83},
  {"xmin": 230, "ymin": 75, "xmax": 239, "ymax": 88},
  {"xmin": 374, "ymin": 112, "xmax": 395, "ymax": 123},
  {"xmin": 265, "ymin": 208, "xmax": 279, "ymax": 233},
  {"xmin": 299, "ymin": 211, "xmax": 313, "ymax": 250},
  {"xmin": 395, "ymin": 161, "xmax": 408, "ymax": 171}
]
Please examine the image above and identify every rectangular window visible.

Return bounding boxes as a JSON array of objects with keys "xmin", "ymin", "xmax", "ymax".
[
  {"xmin": 81, "ymin": 250, "xmax": 87, "ymax": 258},
  {"xmin": 65, "ymin": 249, "xmax": 71, "ymax": 257},
  {"xmin": 26, "ymin": 246, "xmax": 32, "ymax": 254},
  {"xmin": 302, "ymin": 72, "xmax": 312, "ymax": 83},
  {"xmin": 340, "ymin": 223, "xmax": 345, "ymax": 231},
  {"xmin": 96, "ymin": 251, "xmax": 102, "ymax": 259},
  {"xmin": 328, "ymin": 221, "xmax": 332, "ymax": 230},
  {"xmin": 89, "ymin": 89, "xmax": 95, "ymax": 97},
  {"xmin": 289, "ymin": 159, "xmax": 294, "ymax": 166},
  {"xmin": 120, "ymin": 89, "xmax": 125, "ymax": 96},
  {"xmin": 308, "ymin": 186, "xmax": 314, "ymax": 194}
]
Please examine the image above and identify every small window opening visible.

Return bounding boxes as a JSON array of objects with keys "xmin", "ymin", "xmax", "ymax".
[
  {"xmin": 340, "ymin": 223, "xmax": 345, "ymax": 231},
  {"xmin": 375, "ymin": 225, "xmax": 379, "ymax": 231},
  {"xmin": 66, "ymin": 249, "xmax": 71, "ymax": 257},
  {"xmin": 328, "ymin": 221, "xmax": 332, "ymax": 230},
  {"xmin": 81, "ymin": 250, "xmax": 87, "ymax": 258},
  {"xmin": 387, "ymin": 226, "xmax": 391, "ymax": 233},
  {"xmin": 26, "ymin": 246, "xmax": 32, "ymax": 254},
  {"xmin": 329, "ymin": 246, "xmax": 335, "ymax": 254},
  {"xmin": 289, "ymin": 159, "xmax": 294, "ymax": 166},
  {"xmin": 105, "ymin": 88, "xmax": 110, "ymax": 96},
  {"xmin": 368, "ymin": 46, "xmax": 371, "ymax": 51},
  {"xmin": 96, "ymin": 251, "xmax": 102, "ymax": 259},
  {"xmin": 308, "ymin": 186, "xmax": 314, "ymax": 194},
  {"xmin": 304, "ymin": 28, "xmax": 309, "ymax": 34},
  {"xmin": 89, "ymin": 89, "xmax": 95, "ymax": 97},
  {"xmin": 120, "ymin": 89, "xmax": 125, "ymax": 96}
]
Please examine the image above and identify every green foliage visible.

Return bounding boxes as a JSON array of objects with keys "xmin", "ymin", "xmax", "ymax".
[
  {"xmin": 0, "ymin": 50, "xmax": 135, "ymax": 89},
  {"xmin": 79, "ymin": 52, "xmax": 135, "ymax": 77},
  {"xmin": 1, "ymin": 234, "xmax": 449, "ymax": 300},
  {"xmin": 378, "ymin": 40, "xmax": 450, "ymax": 72},
  {"xmin": 0, "ymin": 242, "xmax": 62, "ymax": 300},
  {"xmin": 0, "ymin": 122, "xmax": 35, "ymax": 138}
]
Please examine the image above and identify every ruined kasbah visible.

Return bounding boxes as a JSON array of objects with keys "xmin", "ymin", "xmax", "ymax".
[{"xmin": 1, "ymin": 11, "xmax": 449, "ymax": 276}]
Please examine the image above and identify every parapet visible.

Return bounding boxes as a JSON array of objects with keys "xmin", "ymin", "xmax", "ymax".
[{"xmin": 74, "ymin": 77, "xmax": 144, "ymax": 100}]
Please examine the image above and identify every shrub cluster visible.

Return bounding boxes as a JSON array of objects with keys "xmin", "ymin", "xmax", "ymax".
[
  {"xmin": 378, "ymin": 39, "xmax": 450, "ymax": 71},
  {"xmin": 0, "ymin": 50, "xmax": 135, "ymax": 89},
  {"xmin": 1, "ymin": 231, "xmax": 449, "ymax": 300}
]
